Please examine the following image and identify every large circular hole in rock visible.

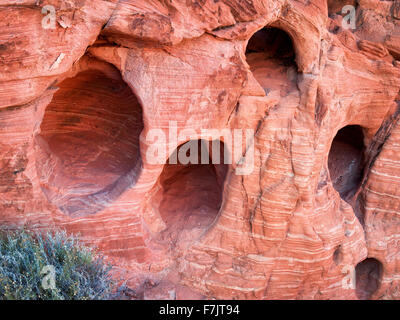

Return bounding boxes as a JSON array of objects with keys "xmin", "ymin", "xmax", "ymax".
[
  {"xmin": 246, "ymin": 26, "xmax": 298, "ymax": 94},
  {"xmin": 355, "ymin": 258, "xmax": 383, "ymax": 300},
  {"xmin": 328, "ymin": 125, "xmax": 365, "ymax": 201},
  {"xmin": 35, "ymin": 68, "xmax": 143, "ymax": 216},
  {"xmin": 156, "ymin": 140, "xmax": 228, "ymax": 244}
]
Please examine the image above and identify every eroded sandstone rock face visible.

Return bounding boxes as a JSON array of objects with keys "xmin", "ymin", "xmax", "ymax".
[{"xmin": 1, "ymin": 0, "xmax": 400, "ymax": 299}]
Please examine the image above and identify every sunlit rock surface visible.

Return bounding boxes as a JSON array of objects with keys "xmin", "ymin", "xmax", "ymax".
[{"xmin": 0, "ymin": 0, "xmax": 400, "ymax": 299}]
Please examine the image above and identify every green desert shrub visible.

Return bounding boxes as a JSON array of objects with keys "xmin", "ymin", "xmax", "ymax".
[{"xmin": 0, "ymin": 229, "xmax": 114, "ymax": 300}]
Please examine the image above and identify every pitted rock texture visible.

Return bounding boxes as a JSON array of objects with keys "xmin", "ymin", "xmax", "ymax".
[{"xmin": 1, "ymin": 0, "xmax": 400, "ymax": 300}]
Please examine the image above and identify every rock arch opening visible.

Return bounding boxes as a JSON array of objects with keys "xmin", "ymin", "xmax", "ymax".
[
  {"xmin": 35, "ymin": 67, "xmax": 143, "ymax": 216},
  {"xmin": 246, "ymin": 26, "xmax": 298, "ymax": 95},
  {"xmin": 328, "ymin": 125, "xmax": 366, "ymax": 202},
  {"xmin": 355, "ymin": 258, "xmax": 383, "ymax": 300},
  {"xmin": 155, "ymin": 140, "xmax": 228, "ymax": 245}
]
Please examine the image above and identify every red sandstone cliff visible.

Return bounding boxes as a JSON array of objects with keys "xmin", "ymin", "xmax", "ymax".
[{"xmin": 1, "ymin": 0, "xmax": 400, "ymax": 300}]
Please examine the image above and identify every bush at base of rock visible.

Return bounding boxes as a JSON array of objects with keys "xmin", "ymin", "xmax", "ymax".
[{"xmin": 0, "ymin": 229, "xmax": 114, "ymax": 300}]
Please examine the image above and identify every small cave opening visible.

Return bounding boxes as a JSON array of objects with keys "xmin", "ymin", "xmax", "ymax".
[
  {"xmin": 355, "ymin": 258, "xmax": 383, "ymax": 300},
  {"xmin": 327, "ymin": 1, "xmax": 359, "ymax": 35},
  {"xmin": 35, "ymin": 67, "xmax": 144, "ymax": 216},
  {"xmin": 245, "ymin": 26, "xmax": 298, "ymax": 95},
  {"xmin": 155, "ymin": 140, "xmax": 228, "ymax": 245},
  {"xmin": 328, "ymin": 125, "xmax": 366, "ymax": 202},
  {"xmin": 333, "ymin": 245, "xmax": 343, "ymax": 266}
]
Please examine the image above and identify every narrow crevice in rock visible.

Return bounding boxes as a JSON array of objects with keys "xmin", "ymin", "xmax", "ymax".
[
  {"xmin": 155, "ymin": 140, "xmax": 228, "ymax": 247},
  {"xmin": 35, "ymin": 66, "xmax": 144, "ymax": 216},
  {"xmin": 355, "ymin": 258, "xmax": 383, "ymax": 300}
]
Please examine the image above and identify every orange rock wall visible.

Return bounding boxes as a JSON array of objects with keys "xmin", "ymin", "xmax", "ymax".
[{"xmin": 1, "ymin": 0, "xmax": 400, "ymax": 299}]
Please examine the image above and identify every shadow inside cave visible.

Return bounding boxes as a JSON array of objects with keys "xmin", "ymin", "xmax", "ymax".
[{"xmin": 356, "ymin": 258, "xmax": 383, "ymax": 300}]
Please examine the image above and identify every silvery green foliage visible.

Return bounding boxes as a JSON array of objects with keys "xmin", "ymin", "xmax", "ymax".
[{"xmin": 0, "ymin": 230, "xmax": 114, "ymax": 300}]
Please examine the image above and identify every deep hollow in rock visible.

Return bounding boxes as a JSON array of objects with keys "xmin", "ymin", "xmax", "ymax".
[
  {"xmin": 246, "ymin": 27, "xmax": 298, "ymax": 96},
  {"xmin": 35, "ymin": 68, "xmax": 143, "ymax": 216},
  {"xmin": 355, "ymin": 258, "xmax": 383, "ymax": 300},
  {"xmin": 328, "ymin": 125, "xmax": 365, "ymax": 201},
  {"xmin": 155, "ymin": 140, "xmax": 228, "ymax": 245}
]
